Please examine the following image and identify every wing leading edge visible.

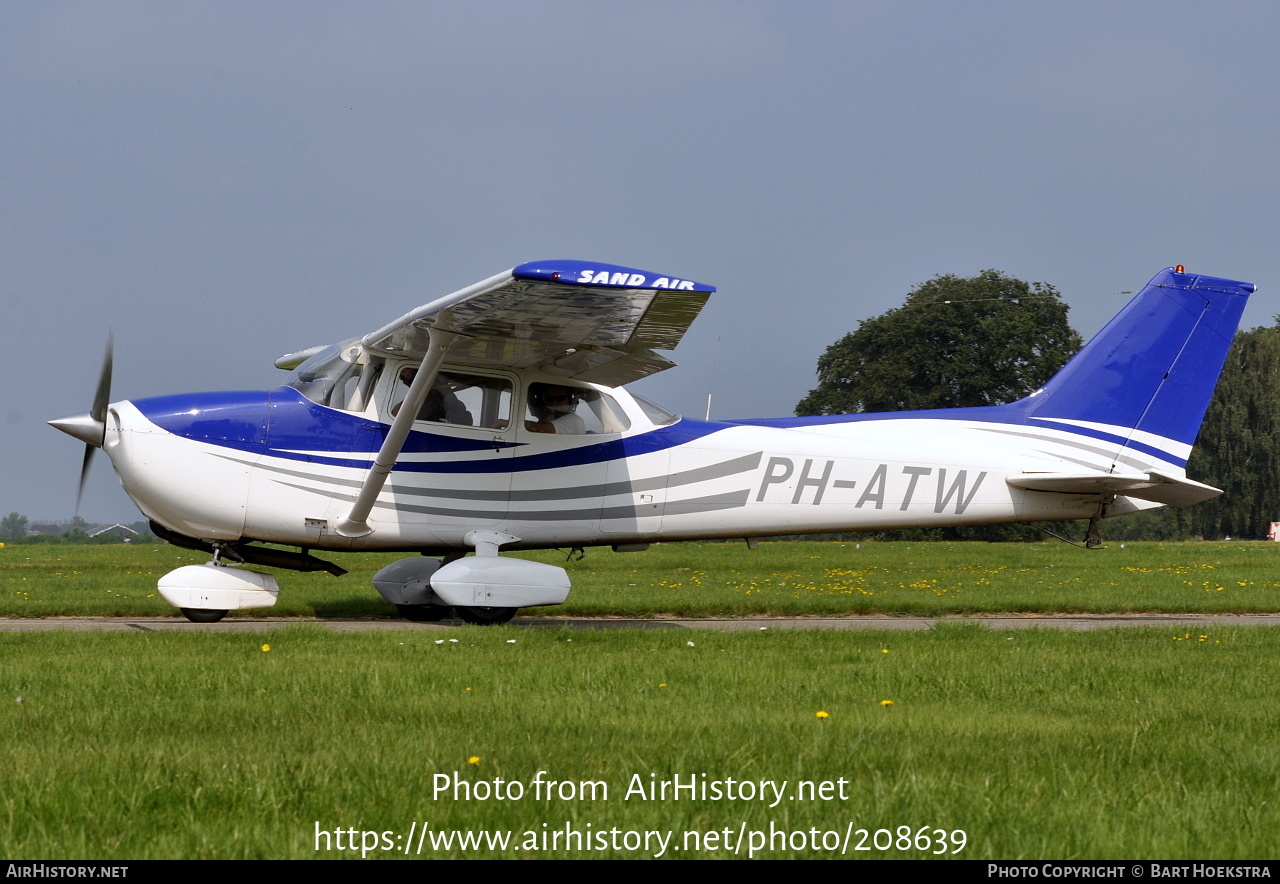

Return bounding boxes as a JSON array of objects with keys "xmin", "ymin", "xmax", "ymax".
[{"xmin": 360, "ymin": 260, "xmax": 716, "ymax": 386}]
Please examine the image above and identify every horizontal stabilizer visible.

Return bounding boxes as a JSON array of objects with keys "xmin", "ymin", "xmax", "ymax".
[{"xmin": 1006, "ymin": 471, "xmax": 1221, "ymax": 507}]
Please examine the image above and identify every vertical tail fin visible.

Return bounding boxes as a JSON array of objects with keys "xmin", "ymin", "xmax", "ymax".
[{"xmin": 1016, "ymin": 267, "xmax": 1253, "ymax": 465}]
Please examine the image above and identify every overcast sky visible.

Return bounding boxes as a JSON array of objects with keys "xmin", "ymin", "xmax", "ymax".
[{"xmin": 5, "ymin": 1, "xmax": 1278, "ymax": 523}]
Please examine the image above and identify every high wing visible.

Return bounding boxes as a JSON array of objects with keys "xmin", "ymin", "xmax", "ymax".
[
  {"xmin": 323, "ymin": 260, "xmax": 715, "ymax": 538},
  {"xmin": 357, "ymin": 259, "xmax": 715, "ymax": 386}
]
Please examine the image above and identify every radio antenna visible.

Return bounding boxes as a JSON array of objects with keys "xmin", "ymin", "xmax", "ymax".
[{"xmin": 705, "ymin": 336, "xmax": 720, "ymax": 421}]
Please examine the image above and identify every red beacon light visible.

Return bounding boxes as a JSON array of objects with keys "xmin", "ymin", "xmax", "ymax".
[{"xmin": 1175, "ymin": 265, "xmax": 1185, "ymax": 274}]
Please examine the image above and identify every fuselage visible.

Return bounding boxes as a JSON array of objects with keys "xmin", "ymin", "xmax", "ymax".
[{"xmin": 99, "ymin": 373, "xmax": 1171, "ymax": 553}]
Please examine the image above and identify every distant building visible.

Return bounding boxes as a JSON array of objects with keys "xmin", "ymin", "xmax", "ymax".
[{"xmin": 88, "ymin": 524, "xmax": 139, "ymax": 538}]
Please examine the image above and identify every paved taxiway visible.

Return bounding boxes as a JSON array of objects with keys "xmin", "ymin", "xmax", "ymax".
[{"xmin": 2, "ymin": 614, "xmax": 1280, "ymax": 632}]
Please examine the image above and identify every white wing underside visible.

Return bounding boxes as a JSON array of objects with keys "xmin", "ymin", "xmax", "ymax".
[{"xmin": 359, "ymin": 271, "xmax": 710, "ymax": 385}]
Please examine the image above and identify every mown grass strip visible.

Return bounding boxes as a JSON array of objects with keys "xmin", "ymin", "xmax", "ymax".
[
  {"xmin": 1, "ymin": 625, "xmax": 1276, "ymax": 858},
  {"xmin": 4, "ymin": 540, "xmax": 1280, "ymax": 618}
]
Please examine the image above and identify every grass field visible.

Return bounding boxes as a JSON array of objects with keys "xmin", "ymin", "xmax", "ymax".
[
  {"xmin": 4, "ymin": 539, "xmax": 1280, "ymax": 618},
  {"xmin": 3, "ymin": 624, "xmax": 1278, "ymax": 859},
  {"xmin": 4, "ymin": 540, "xmax": 1280, "ymax": 860}
]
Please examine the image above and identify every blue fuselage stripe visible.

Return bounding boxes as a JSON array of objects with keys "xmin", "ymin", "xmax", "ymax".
[
  {"xmin": 132, "ymin": 387, "xmax": 1186, "ymax": 476},
  {"xmin": 727, "ymin": 409, "xmax": 1185, "ymax": 467},
  {"xmin": 132, "ymin": 388, "xmax": 731, "ymax": 474}
]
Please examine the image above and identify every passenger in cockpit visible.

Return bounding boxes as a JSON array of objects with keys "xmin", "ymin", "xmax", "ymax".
[{"xmin": 525, "ymin": 383, "xmax": 585, "ymax": 434}]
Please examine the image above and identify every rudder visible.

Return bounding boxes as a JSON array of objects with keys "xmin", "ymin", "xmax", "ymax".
[{"xmin": 1020, "ymin": 267, "xmax": 1254, "ymax": 452}]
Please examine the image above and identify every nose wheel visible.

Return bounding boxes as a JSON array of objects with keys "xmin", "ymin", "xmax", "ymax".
[
  {"xmin": 455, "ymin": 606, "xmax": 518, "ymax": 625},
  {"xmin": 180, "ymin": 608, "xmax": 228, "ymax": 623},
  {"xmin": 394, "ymin": 604, "xmax": 453, "ymax": 622}
]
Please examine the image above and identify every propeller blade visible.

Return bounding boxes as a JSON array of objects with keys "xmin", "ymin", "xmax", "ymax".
[
  {"xmin": 77, "ymin": 334, "xmax": 113, "ymax": 514},
  {"xmin": 90, "ymin": 333, "xmax": 113, "ymax": 425},
  {"xmin": 76, "ymin": 443, "xmax": 95, "ymax": 512}
]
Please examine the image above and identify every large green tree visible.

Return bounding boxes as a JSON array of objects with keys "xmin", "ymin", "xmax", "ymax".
[
  {"xmin": 1182, "ymin": 322, "xmax": 1280, "ymax": 539},
  {"xmin": 796, "ymin": 270, "xmax": 1083, "ymax": 416},
  {"xmin": 795, "ymin": 270, "xmax": 1083, "ymax": 541}
]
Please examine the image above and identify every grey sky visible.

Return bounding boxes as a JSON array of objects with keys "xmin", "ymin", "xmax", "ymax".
[{"xmin": 5, "ymin": 1, "xmax": 1277, "ymax": 523}]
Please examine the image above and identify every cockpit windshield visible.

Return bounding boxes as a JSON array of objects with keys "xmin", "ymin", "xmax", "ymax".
[
  {"xmin": 632, "ymin": 393, "xmax": 680, "ymax": 426},
  {"xmin": 287, "ymin": 339, "xmax": 383, "ymax": 412}
]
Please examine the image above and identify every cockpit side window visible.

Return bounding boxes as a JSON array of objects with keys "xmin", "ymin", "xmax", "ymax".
[
  {"xmin": 387, "ymin": 365, "xmax": 513, "ymax": 430},
  {"xmin": 524, "ymin": 382, "xmax": 631, "ymax": 435},
  {"xmin": 632, "ymin": 393, "xmax": 680, "ymax": 427}
]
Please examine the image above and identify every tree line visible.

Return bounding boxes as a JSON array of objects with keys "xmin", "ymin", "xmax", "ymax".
[{"xmin": 0, "ymin": 513, "xmax": 156, "ymax": 544}]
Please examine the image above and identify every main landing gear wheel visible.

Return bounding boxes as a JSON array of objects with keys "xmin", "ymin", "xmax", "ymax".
[
  {"xmin": 395, "ymin": 604, "xmax": 452, "ymax": 622},
  {"xmin": 454, "ymin": 606, "xmax": 518, "ymax": 625},
  {"xmin": 180, "ymin": 608, "xmax": 228, "ymax": 623}
]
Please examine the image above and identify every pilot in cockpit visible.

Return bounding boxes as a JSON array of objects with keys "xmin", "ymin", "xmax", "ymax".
[
  {"xmin": 525, "ymin": 383, "xmax": 585, "ymax": 434},
  {"xmin": 392, "ymin": 368, "xmax": 473, "ymax": 425}
]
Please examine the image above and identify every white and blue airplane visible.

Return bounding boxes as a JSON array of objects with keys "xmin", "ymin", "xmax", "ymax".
[{"xmin": 51, "ymin": 262, "xmax": 1254, "ymax": 624}]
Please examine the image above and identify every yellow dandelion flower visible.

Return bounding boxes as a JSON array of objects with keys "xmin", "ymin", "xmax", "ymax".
[
  {"xmin": 468, "ymin": 756, "xmax": 481, "ymax": 766},
  {"xmin": 881, "ymin": 648, "xmax": 890, "ymax": 654},
  {"xmin": 659, "ymin": 683, "xmax": 668, "ymax": 688},
  {"xmin": 261, "ymin": 644, "xmax": 271, "ymax": 652},
  {"xmin": 815, "ymin": 710, "xmax": 829, "ymax": 719},
  {"xmin": 880, "ymin": 700, "xmax": 894, "ymax": 707}
]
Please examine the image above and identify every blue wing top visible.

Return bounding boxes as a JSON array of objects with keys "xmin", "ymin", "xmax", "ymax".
[{"xmin": 512, "ymin": 260, "xmax": 715, "ymax": 293}]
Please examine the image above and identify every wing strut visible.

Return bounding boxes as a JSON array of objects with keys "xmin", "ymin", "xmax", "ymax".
[{"xmin": 335, "ymin": 329, "xmax": 460, "ymax": 538}]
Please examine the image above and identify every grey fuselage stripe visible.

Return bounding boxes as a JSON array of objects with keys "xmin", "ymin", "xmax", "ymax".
[
  {"xmin": 366, "ymin": 489, "xmax": 751, "ymax": 522},
  {"xmin": 272, "ymin": 479, "xmax": 749, "ymax": 522},
  {"xmin": 977, "ymin": 427, "xmax": 1167, "ymax": 473},
  {"xmin": 1027, "ymin": 448, "xmax": 1110, "ymax": 472},
  {"xmin": 220, "ymin": 450, "xmax": 763, "ymax": 502},
  {"xmin": 977, "ymin": 429, "xmax": 1172, "ymax": 483},
  {"xmin": 976, "ymin": 426, "xmax": 1120, "ymax": 461}
]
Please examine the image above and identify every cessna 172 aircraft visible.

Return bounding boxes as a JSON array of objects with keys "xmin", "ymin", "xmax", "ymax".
[{"xmin": 50, "ymin": 261, "xmax": 1253, "ymax": 624}]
